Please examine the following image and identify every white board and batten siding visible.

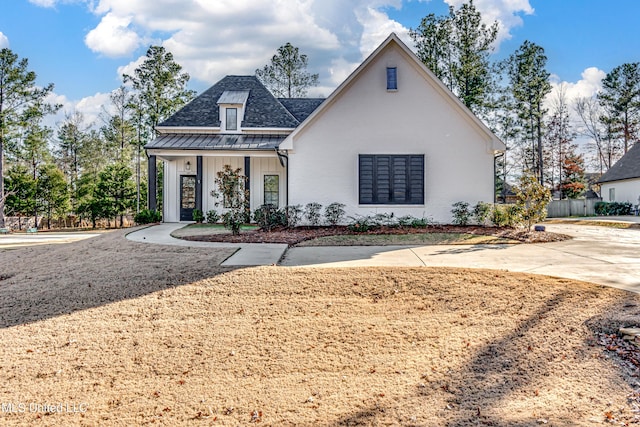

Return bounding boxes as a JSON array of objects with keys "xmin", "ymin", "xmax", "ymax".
[
  {"xmin": 285, "ymin": 38, "xmax": 499, "ymax": 224},
  {"xmin": 163, "ymin": 155, "xmax": 285, "ymax": 222},
  {"xmin": 600, "ymin": 179, "xmax": 640, "ymax": 204}
]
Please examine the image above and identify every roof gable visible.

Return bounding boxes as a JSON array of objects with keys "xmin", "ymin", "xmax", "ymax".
[
  {"xmin": 159, "ymin": 75, "xmax": 300, "ymax": 129},
  {"xmin": 280, "ymin": 33, "xmax": 505, "ymax": 153},
  {"xmin": 598, "ymin": 143, "xmax": 640, "ymax": 183}
]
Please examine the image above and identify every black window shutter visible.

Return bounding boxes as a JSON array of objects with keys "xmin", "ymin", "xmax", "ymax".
[
  {"xmin": 359, "ymin": 155, "xmax": 374, "ymax": 204},
  {"xmin": 359, "ymin": 154, "xmax": 424, "ymax": 205}
]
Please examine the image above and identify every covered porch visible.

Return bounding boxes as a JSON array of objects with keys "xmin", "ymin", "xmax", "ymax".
[{"xmin": 146, "ymin": 133, "xmax": 288, "ymax": 222}]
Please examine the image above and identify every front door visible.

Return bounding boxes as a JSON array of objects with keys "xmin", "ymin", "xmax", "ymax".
[{"xmin": 180, "ymin": 175, "xmax": 197, "ymax": 221}]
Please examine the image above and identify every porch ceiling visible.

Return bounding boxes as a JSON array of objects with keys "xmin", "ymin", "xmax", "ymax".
[{"xmin": 146, "ymin": 133, "xmax": 286, "ymax": 150}]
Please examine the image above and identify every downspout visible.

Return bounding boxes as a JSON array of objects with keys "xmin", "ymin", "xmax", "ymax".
[{"xmin": 275, "ymin": 148, "xmax": 289, "ymax": 208}]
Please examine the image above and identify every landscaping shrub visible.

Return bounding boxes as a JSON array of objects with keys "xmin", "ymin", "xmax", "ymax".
[
  {"xmin": 253, "ymin": 204, "xmax": 287, "ymax": 231},
  {"xmin": 451, "ymin": 201, "xmax": 472, "ymax": 226},
  {"xmin": 211, "ymin": 165, "xmax": 248, "ymax": 235},
  {"xmin": 304, "ymin": 202, "xmax": 323, "ymax": 226},
  {"xmin": 206, "ymin": 209, "xmax": 220, "ymax": 224},
  {"xmin": 286, "ymin": 205, "xmax": 303, "ymax": 228},
  {"xmin": 410, "ymin": 216, "xmax": 432, "ymax": 228},
  {"xmin": 324, "ymin": 202, "xmax": 346, "ymax": 226},
  {"xmin": 134, "ymin": 209, "xmax": 162, "ymax": 224},
  {"xmin": 347, "ymin": 215, "xmax": 373, "ymax": 232},
  {"xmin": 515, "ymin": 174, "xmax": 552, "ymax": 230},
  {"xmin": 473, "ymin": 202, "xmax": 492, "ymax": 226},
  {"xmin": 192, "ymin": 208, "xmax": 204, "ymax": 223},
  {"xmin": 396, "ymin": 215, "xmax": 415, "ymax": 227},
  {"xmin": 371, "ymin": 212, "xmax": 396, "ymax": 227},
  {"xmin": 491, "ymin": 204, "xmax": 522, "ymax": 228},
  {"xmin": 595, "ymin": 201, "xmax": 633, "ymax": 216}
]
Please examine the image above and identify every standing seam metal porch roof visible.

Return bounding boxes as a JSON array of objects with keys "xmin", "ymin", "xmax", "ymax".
[{"xmin": 145, "ymin": 133, "xmax": 286, "ymax": 150}]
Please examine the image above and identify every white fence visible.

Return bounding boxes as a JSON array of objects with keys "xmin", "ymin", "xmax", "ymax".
[{"xmin": 546, "ymin": 199, "xmax": 600, "ymax": 218}]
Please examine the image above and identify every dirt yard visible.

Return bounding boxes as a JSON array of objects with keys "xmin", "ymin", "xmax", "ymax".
[{"xmin": 1, "ymin": 229, "xmax": 639, "ymax": 426}]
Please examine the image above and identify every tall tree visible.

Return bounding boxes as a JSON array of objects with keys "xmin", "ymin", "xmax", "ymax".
[
  {"xmin": 256, "ymin": 42, "xmax": 320, "ymax": 98},
  {"xmin": 123, "ymin": 45, "xmax": 195, "ymax": 213},
  {"xmin": 123, "ymin": 46, "xmax": 195, "ymax": 134},
  {"xmin": 575, "ymin": 96, "xmax": 623, "ymax": 172},
  {"xmin": 57, "ymin": 112, "xmax": 89, "ymax": 212},
  {"xmin": 559, "ymin": 151, "xmax": 586, "ymax": 199},
  {"xmin": 0, "ymin": 48, "xmax": 58, "ymax": 227},
  {"xmin": 597, "ymin": 62, "xmax": 640, "ymax": 153},
  {"xmin": 94, "ymin": 162, "xmax": 136, "ymax": 228},
  {"xmin": 544, "ymin": 86, "xmax": 575, "ymax": 195},
  {"xmin": 504, "ymin": 41, "xmax": 551, "ymax": 183},
  {"xmin": 410, "ymin": 0, "xmax": 498, "ymax": 114},
  {"xmin": 36, "ymin": 163, "xmax": 69, "ymax": 229}
]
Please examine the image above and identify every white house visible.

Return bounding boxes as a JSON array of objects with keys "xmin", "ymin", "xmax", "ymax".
[
  {"xmin": 598, "ymin": 143, "xmax": 640, "ymax": 205},
  {"xmin": 145, "ymin": 33, "xmax": 506, "ymax": 224}
]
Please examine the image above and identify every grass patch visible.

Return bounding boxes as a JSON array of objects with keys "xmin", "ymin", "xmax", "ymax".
[
  {"xmin": 297, "ymin": 232, "xmax": 517, "ymax": 246},
  {"xmin": 0, "ymin": 253, "xmax": 638, "ymax": 425}
]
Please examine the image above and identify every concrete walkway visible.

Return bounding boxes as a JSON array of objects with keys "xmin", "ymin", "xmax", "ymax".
[
  {"xmin": 126, "ymin": 220, "xmax": 640, "ymax": 293},
  {"xmin": 280, "ymin": 223, "xmax": 640, "ymax": 293},
  {"xmin": 125, "ymin": 223, "xmax": 287, "ymax": 266}
]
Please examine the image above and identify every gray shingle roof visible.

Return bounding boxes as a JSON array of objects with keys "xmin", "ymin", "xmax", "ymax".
[
  {"xmin": 278, "ymin": 98, "xmax": 325, "ymax": 122},
  {"xmin": 146, "ymin": 133, "xmax": 285, "ymax": 150},
  {"xmin": 159, "ymin": 76, "xmax": 302, "ymax": 128},
  {"xmin": 598, "ymin": 143, "xmax": 640, "ymax": 183}
]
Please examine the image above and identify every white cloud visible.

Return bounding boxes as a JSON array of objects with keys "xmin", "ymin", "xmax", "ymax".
[
  {"xmin": 44, "ymin": 90, "xmax": 114, "ymax": 131},
  {"xmin": 28, "ymin": 0, "xmax": 58, "ymax": 7},
  {"xmin": 550, "ymin": 67, "xmax": 605, "ymax": 103},
  {"xmin": 444, "ymin": 0, "xmax": 534, "ymax": 48},
  {"xmin": 84, "ymin": 12, "xmax": 142, "ymax": 57},
  {"xmin": 0, "ymin": 32, "xmax": 9, "ymax": 48},
  {"xmin": 356, "ymin": 6, "xmax": 412, "ymax": 58}
]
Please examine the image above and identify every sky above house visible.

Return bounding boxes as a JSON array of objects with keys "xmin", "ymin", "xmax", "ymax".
[{"xmin": 1, "ymin": 0, "xmax": 639, "ymax": 127}]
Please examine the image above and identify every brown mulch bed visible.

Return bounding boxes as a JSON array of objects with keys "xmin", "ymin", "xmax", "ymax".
[{"xmin": 178, "ymin": 225, "xmax": 570, "ymax": 246}]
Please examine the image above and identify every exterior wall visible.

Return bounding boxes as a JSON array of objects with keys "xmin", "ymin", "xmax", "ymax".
[
  {"xmin": 600, "ymin": 179, "xmax": 640, "ymax": 204},
  {"xmin": 287, "ymin": 43, "xmax": 496, "ymax": 224},
  {"xmin": 162, "ymin": 154, "xmax": 285, "ymax": 222},
  {"xmin": 163, "ymin": 156, "xmax": 197, "ymax": 222}
]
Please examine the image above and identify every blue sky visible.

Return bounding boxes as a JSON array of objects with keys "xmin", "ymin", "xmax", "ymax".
[{"xmin": 0, "ymin": 0, "xmax": 639, "ymax": 124}]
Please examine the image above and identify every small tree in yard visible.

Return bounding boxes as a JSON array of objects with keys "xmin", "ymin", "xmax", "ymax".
[
  {"xmin": 515, "ymin": 174, "xmax": 551, "ymax": 231},
  {"xmin": 211, "ymin": 165, "xmax": 248, "ymax": 235}
]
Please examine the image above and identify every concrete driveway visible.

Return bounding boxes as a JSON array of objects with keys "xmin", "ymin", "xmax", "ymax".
[{"xmin": 280, "ymin": 223, "xmax": 640, "ymax": 293}]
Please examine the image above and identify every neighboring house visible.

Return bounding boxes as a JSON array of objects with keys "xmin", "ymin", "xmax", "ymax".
[
  {"xmin": 146, "ymin": 33, "xmax": 506, "ymax": 223},
  {"xmin": 598, "ymin": 143, "xmax": 640, "ymax": 205}
]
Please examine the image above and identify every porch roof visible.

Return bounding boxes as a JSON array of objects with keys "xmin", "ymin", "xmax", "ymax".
[{"xmin": 146, "ymin": 133, "xmax": 285, "ymax": 150}]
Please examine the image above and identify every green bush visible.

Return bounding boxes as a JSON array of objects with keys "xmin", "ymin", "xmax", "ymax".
[
  {"xmin": 410, "ymin": 216, "xmax": 431, "ymax": 228},
  {"xmin": 473, "ymin": 202, "xmax": 492, "ymax": 226},
  {"xmin": 253, "ymin": 204, "xmax": 287, "ymax": 231},
  {"xmin": 595, "ymin": 201, "xmax": 632, "ymax": 216},
  {"xmin": 324, "ymin": 202, "xmax": 346, "ymax": 226},
  {"xmin": 134, "ymin": 209, "xmax": 162, "ymax": 224},
  {"xmin": 206, "ymin": 209, "xmax": 220, "ymax": 224},
  {"xmin": 286, "ymin": 205, "xmax": 303, "ymax": 228},
  {"xmin": 347, "ymin": 215, "xmax": 372, "ymax": 232},
  {"xmin": 192, "ymin": 208, "xmax": 204, "ymax": 223},
  {"xmin": 451, "ymin": 201, "xmax": 472, "ymax": 226},
  {"xmin": 491, "ymin": 204, "xmax": 522, "ymax": 228},
  {"xmin": 304, "ymin": 202, "xmax": 323, "ymax": 226}
]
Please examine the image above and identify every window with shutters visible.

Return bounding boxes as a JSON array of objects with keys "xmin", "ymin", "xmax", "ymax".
[{"xmin": 359, "ymin": 155, "xmax": 424, "ymax": 205}]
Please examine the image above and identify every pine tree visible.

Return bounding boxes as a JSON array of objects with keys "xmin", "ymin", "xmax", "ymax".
[{"xmin": 256, "ymin": 42, "xmax": 319, "ymax": 98}]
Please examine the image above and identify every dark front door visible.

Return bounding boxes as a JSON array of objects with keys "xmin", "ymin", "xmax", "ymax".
[{"xmin": 180, "ymin": 175, "xmax": 197, "ymax": 221}]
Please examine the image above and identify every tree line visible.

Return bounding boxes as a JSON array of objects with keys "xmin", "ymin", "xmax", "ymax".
[
  {"xmin": 410, "ymin": 0, "xmax": 640, "ymax": 200},
  {"xmin": 0, "ymin": 46, "xmax": 194, "ymax": 229}
]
